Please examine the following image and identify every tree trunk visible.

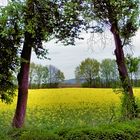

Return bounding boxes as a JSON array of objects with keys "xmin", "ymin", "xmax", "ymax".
[
  {"xmin": 12, "ymin": 32, "xmax": 33, "ymax": 128},
  {"xmin": 111, "ymin": 24, "xmax": 137, "ymax": 119},
  {"xmin": 111, "ymin": 25, "xmax": 133, "ymax": 96},
  {"xmin": 89, "ymin": 78, "xmax": 92, "ymax": 88}
]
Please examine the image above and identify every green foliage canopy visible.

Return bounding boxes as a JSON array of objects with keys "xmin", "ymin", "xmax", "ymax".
[
  {"xmin": 86, "ymin": 0, "xmax": 140, "ymax": 46},
  {"xmin": 75, "ymin": 58, "xmax": 100, "ymax": 87},
  {"xmin": 0, "ymin": 2, "xmax": 22, "ymax": 103},
  {"xmin": 0, "ymin": 0, "xmax": 87, "ymax": 102}
]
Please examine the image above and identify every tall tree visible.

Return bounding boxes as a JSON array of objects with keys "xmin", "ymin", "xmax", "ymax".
[
  {"xmin": 47, "ymin": 65, "xmax": 65, "ymax": 88},
  {"xmin": 100, "ymin": 59, "xmax": 118, "ymax": 87},
  {"xmin": 126, "ymin": 55, "xmax": 140, "ymax": 86},
  {"xmin": 86, "ymin": 0, "xmax": 140, "ymax": 118},
  {"xmin": 0, "ymin": 0, "xmax": 85, "ymax": 128},
  {"xmin": 55, "ymin": 70, "xmax": 65, "ymax": 84},
  {"xmin": 29, "ymin": 62, "xmax": 36, "ymax": 88},
  {"xmin": 75, "ymin": 58, "xmax": 100, "ymax": 87},
  {"xmin": 39, "ymin": 66, "xmax": 49, "ymax": 88},
  {"xmin": 34, "ymin": 64, "xmax": 48, "ymax": 88}
]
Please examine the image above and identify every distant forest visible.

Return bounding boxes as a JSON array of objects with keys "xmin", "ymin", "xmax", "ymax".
[{"xmin": 12, "ymin": 56, "xmax": 140, "ymax": 89}]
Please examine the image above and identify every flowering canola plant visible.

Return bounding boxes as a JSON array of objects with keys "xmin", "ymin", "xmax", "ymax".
[{"xmin": 0, "ymin": 88, "xmax": 140, "ymax": 129}]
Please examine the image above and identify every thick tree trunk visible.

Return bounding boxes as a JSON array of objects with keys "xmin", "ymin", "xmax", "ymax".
[
  {"xmin": 111, "ymin": 25, "xmax": 133, "ymax": 96},
  {"xmin": 12, "ymin": 32, "xmax": 32, "ymax": 128}
]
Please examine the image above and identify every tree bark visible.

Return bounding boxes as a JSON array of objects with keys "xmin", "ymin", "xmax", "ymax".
[
  {"xmin": 111, "ymin": 25, "xmax": 133, "ymax": 96},
  {"xmin": 111, "ymin": 24, "xmax": 137, "ymax": 119},
  {"xmin": 12, "ymin": 32, "xmax": 33, "ymax": 128}
]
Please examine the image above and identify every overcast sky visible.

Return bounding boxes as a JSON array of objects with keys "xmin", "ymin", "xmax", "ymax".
[
  {"xmin": 1, "ymin": 0, "xmax": 140, "ymax": 79},
  {"xmin": 31, "ymin": 30, "xmax": 140, "ymax": 79},
  {"xmin": 0, "ymin": 0, "xmax": 7, "ymax": 6}
]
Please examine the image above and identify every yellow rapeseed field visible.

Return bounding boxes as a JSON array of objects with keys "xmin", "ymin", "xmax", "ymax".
[{"xmin": 0, "ymin": 88, "xmax": 140, "ymax": 129}]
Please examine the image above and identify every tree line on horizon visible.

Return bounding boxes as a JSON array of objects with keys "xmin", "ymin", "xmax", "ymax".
[
  {"xmin": 29, "ymin": 63, "xmax": 65, "ymax": 88},
  {"xmin": 75, "ymin": 56, "xmax": 140, "ymax": 88},
  {"xmin": 25, "ymin": 55, "xmax": 140, "ymax": 89}
]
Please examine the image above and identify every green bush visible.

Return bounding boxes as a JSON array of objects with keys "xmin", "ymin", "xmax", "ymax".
[
  {"xmin": 2, "ymin": 120, "xmax": 140, "ymax": 140},
  {"xmin": 56, "ymin": 121, "xmax": 140, "ymax": 140},
  {"xmin": 61, "ymin": 128, "xmax": 130, "ymax": 140}
]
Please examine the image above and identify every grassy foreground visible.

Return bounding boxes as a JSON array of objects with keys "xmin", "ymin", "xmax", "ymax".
[{"xmin": 1, "ymin": 88, "xmax": 140, "ymax": 139}]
